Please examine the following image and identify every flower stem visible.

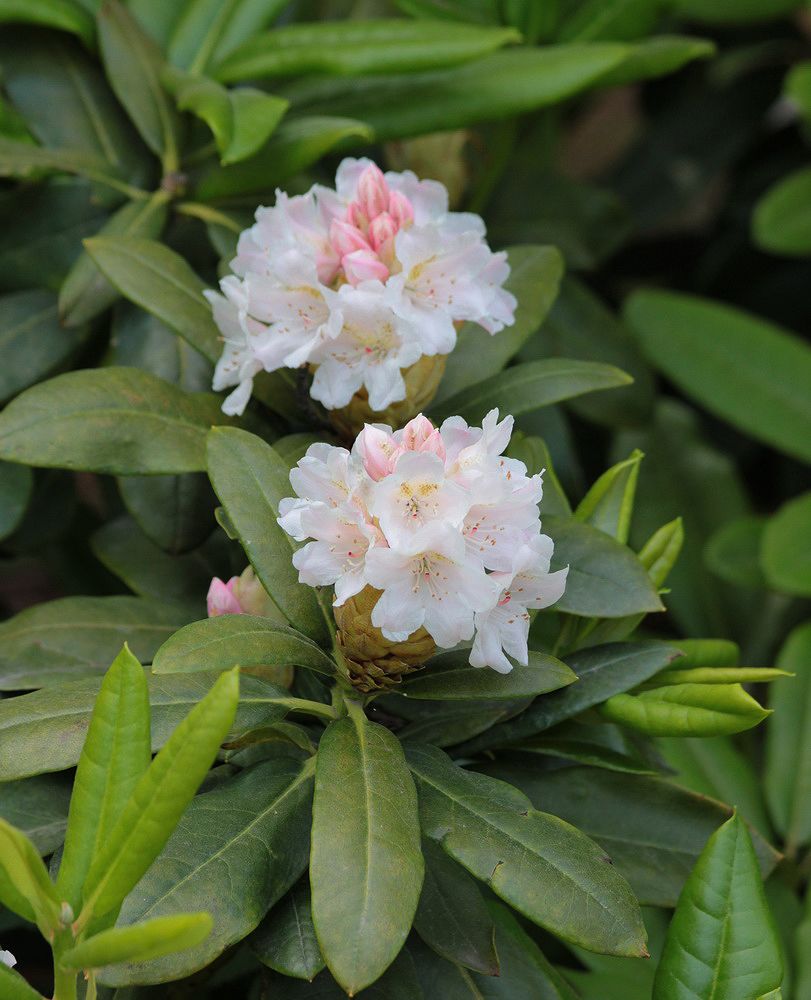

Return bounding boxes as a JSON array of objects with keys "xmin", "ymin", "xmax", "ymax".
[{"xmin": 52, "ymin": 960, "xmax": 77, "ymax": 1000}]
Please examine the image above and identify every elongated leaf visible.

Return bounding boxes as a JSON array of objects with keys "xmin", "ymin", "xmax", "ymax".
[
  {"xmin": 399, "ymin": 649, "xmax": 575, "ymax": 700},
  {"xmin": 575, "ymin": 450, "xmax": 642, "ymax": 543},
  {"xmin": 0, "ymin": 460, "xmax": 32, "ymax": 540},
  {"xmin": 431, "ymin": 358, "xmax": 631, "ymax": 425},
  {"xmin": 407, "ymin": 743, "xmax": 646, "ymax": 956},
  {"xmin": 250, "ymin": 879, "xmax": 325, "ymax": 982},
  {"xmin": 217, "ymin": 19, "xmax": 519, "ymax": 82},
  {"xmin": 597, "ymin": 35, "xmax": 714, "ymax": 88},
  {"xmin": 59, "ymin": 194, "xmax": 169, "ymax": 327},
  {"xmin": 626, "ymin": 290, "xmax": 811, "ymax": 464},
  {"xmin": 85, "ymin": 237, "xmax": 220, "ymax": 363},
  {"xmin": 56, "ymin": 646, "xmax": 151, "ymax": 913},
  {"xmin": 653, "ymin": 814, "xmax": 782, "ymax": 999},
  {"xmin": 62, "ymin": 912, "xmax": 212, "ymax": 968},
  {"xmin": 480, "ymin": 762, "xmax": 779, "ymax": 908},
  {"xmin": 0, "ymin": 368, "xmax": 233, "ymax": 475},
  {"xmin": 118, "ymin": 470, "xmax": 215, "ymax": 555},
  {"xmin": 0, "ymin": 963, "xmax": 43, "ymax": 1000},
  {"xmin": 414, "ymin": 838, "xmax": 498, "ymax": 975},
  {"xmin": 435, "ymin": 245, "xmax": 564, "ymax": 404},
  {"xmin": 263, "ymin": 948, "xmax": 422, "ymax": 999},
  {"xmin": 82, "ymin": 669, "xmax": 240, "ymax": 919},
  {"xmin": 0, "ymin": 672, "xmax": 290, "ymax": 781},
  {"xmin": 0, "ymin": 135, "xmax": 130, "ymax": 193},
  {"xmin": 0, "ymin": 819, "xmax": 61, "ymax": 931},
  {"xmin": 0, "ymin": 775, "xmax": 72, "ymax": 856},
  {"xmin": 311, "ymin": 715, "xmax": 423, "ymax": 994},
  {"xmin": 0, "ymin": 0, "xmax": 95, "ymax": 45},
  {"xmin": 104, "ymin": 757, "xmax": 314, "ymax": 985},
  {"xmin": 546, "ymin": 515, "xmax": 664, "ymax": 617},
  {"xmin": 0, "ymin": 595, "xmax": 190, "ymax": 690},
  {"xmin": 705, "ymin": 516, "xmax": 766, "ymax": 590},
  {"xmin": 762, "ymin": 492, "xmax": 811, "ymax": 597},
  {"xmin": 753, "ymin": 166, "xmax": 811, "ymax": 258},
  {"xmin": 153, "ymin": 615, "xmax": 335, "ymax": 676},
  {"xmin": 0, "ymin": 290, "xmax": 90, "ymax": 405},
  {"xmin": 457, "ymin": 641, "xmax": 681, "ymax": 756},
  {"xmin": 507, "ymin": 433, "xmax": 571, "ymax": 516},
  {"xmin": 601, "ymin": 683, "xmax": 769, "ymax": 737},
  {"xmin": 558, "ymin": 0, "xmax": 661, "ymax": 41},
  {"xmin": 168, "ymin": 0, "xmax": 291, "ymax": 72},
  {"xmin": 207, "ymin": 427, "xmax": 329, "ymax": 643},
  {"xmin": 765, "ymin": 622, "xmax": 811, "ymax": 853}
]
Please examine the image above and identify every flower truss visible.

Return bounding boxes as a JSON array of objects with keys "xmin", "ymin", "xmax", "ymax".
[
  {"xmin": 206, "ymin": 159, "xmax": 516, "ymax": 416},
  {"xmin": 277, "ymin": 410, "xmax": 568, "ymax": 673}
]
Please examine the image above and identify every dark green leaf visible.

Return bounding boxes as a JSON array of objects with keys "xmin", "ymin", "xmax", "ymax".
[
  {"xmin": 0, "ymin": 0, "xmax": 95, "ymax": 45},
  {"xmin": 762, "ymin": 492, "xmax": 811, "ymax": 596},
  {"xmin": 0, "ymin": 460, "xmax": 32, "ymax": 540},
  {"xmin": 118, "ymin": 471, "xmax": 216, "ymax": 555},
  {"xmin": 250, "ymin": 879, "xmax": 325, "ymax": 982},
  {"xmin": 753, "ymin": 166, "xmax": 811, "ymax": 258},
  {"xmin": 670, "ymin": 0, "xmax": 800, "ymax": 22},
  {"xmin": 399, "ymin": 649, "xmax": 575, "ymax": 700},
  {"xmin": 558, "ymin": 0, "xmax": 661, "ymax": 41},
  {"xmin": 167, "ymin": 0, "xmax": 291, "ymax": 73},
  {"xmin": 705, "ymin": 516, "xmax": 767, "ymax": 590},
  {"xmin": 596, "ymin": 35, "xmax": 714, "ymax": 89},
  {"xmin": 0, "ymin": 774, "xmax": 72, "ymax": 856}
]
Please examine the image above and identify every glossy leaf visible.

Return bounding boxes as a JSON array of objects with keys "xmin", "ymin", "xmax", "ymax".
[
  {"xmin": 0, "ymin": 774, "xmax": 72, "ymax": 856},
  {"xmin": 407, "ymin": 743, "xmax": 646, "ymax": 956},
  {"xmin": 56, "ymin": 646, "xmax": 151, "ymax": 912},
  {"xmin": 61, "ymin": 913, "xmax": 213, "ymax": 968},
  {"xmin": 152, "ymin": 614, "xmax": 335, "ymax": 676},
  {"xmin": 206, "ymin": 427, "xmax": 329, "ymax": 643},
  {"xmin": 399, "ymin": 649, "xmax": 575, "ymax": 700},
  {"xmin": 762, "ymin": 492, "xmax": 811, "ymax": 596},
  {"xmin": 601, "ymin": 683, "xmax": 770, "ymax": 737},
  {"xmin": 653, "ymin": 814, "xmax": 782, "ymax": 999},
  {"xmin": 311, "ymin": 715, "xmax": 423, "ymax": 994},
  {"xmin": 431, "ymin": 358, "xmax": 632, "ymax": 425},
  {"xmin": 81, "ymin": 669, "xmax": 240, "ymax": 920},
  {"xmin": 626, "ymin": 290, "xmax": 811, "ymax": 464},
  {"xmin": 250, "ymin": 879, "xmax": 325, "ymax": 982},
  {"xmin": 575, "ymin": 450, "xmax": 643, "ymax": 543},
  {"xmin": 0, "ymin": 368, "xmax": 232, "ymax": 475},
  {"xmin": 0, "ymin": 0, "xmax": 95, "ymax": 45}
]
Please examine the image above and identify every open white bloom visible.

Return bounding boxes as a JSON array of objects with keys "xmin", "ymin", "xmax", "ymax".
[
  {"xmin": 278, "ymin": 409, "xmax": 567, "ymax": 672},
  {"xmin": 1, "ymin": 947, "xmax": 16, "ymax": 968},
  {"xmin": 208, "ymin": 159, "xmax": 516, "ymax": 415}
]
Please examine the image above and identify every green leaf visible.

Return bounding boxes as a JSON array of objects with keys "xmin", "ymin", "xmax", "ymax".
[
  {"xmin": 434, "ymin": 245, "xmax": 564, "ymax": 404},
  {"xmin": 206, "ymin": 427, "xmax": 329, "ymax": 644},
  {"xmin": 0, "ymin": 461, "xmax": 32, "ymax": 540},
  {"xmin": 0, "ymin": 134, "xmax": 133, "ymax": 195},
  {"xmin": 104, "ymin": 757, "xmax": 314, "ymax": 985},
  {"xmin": 479, "ymin": 762, "xmax": 779, "ymax": 908},
  {"xmin": 753, "ymin": 166, "xmax": 811, "ymax": 258},
  {"xmin": 59, "ymin": 194, "xmax": 169, "ymax": 327},
  {"xmin": 601, "ymin": 683, "xmax": 770, "ymax": 737},
  {"xmin": 557, "ymin": 0, "xmax": 662, "ymax": 41},
  {"xmin": 458, "ymin": 641, "xmax": 681, "ymax": 756},
  {"xmin": 263, "ymin": 948, "xmax": 422, "ymax": 998},
  {"xmin": 546, "ymin": 515, "xmax": 664, "ymax": 617},
  {"xmin": 61, "ymin": 912, "xmax": 212, "ymax": 968},
  {"xmin": 81, "ymin": 669, "xmax": 240, "ymax": 920},
  {"xmin": 575, "ymin": 450, "xmax": 643, "ymax": 543},
  {"xmin": 311, "ymin": 714, "xmax": 423, "ymax": 994},
  {"xmin": 0, "ymin": 672, "xmax": 290, "ymax": 781},
  {"xmin": 596, "ymin": 35, "xmax": 715, "ymax": 88},
  {"xmin": 0, "ymin": 963, "xmax": 45, "ymax": 1000},
  {"xmin": 285, "ymin": 45, "xmax": 629, "ymax": 141},
  {"xmin": 507, "ymin": 433, "xmax": 571, "ymax": 516},
  {"xmin": 0, "ymin": 775, "xmax": 72, "ymax": 856},
  {"xmin": 0, "ymin": 818, "xmax": 61, "ymax": 931},
  {"xmin": 0, "ymin": 368, "xmax": 233, "ymax": 475},
  {"xmin": 56, "ymin": 646, "xmax": 151, "ymax": 913},
  {"xmin": 128, "ymin": 0, "xmax": 186, "ymax": 46},
  {"xmin": 430, "ymin": 358, "xmax": 632, "ymax": 425},
  {"xmin": 195, "ymin": 115, "xmax": 373, "ymax": 201},
  {"xmin": 406, "ymin": 743, "xmax": 646, "ymax": 957},
  {"xmin": 654, "ymin": 639, "xmax": 738, "ymax": 669},
  {"xmin": 765, "ymin": 622, "xmax": 811, "ymax": 853},
  {"xmin": 399, "ymin": 649, "xmax": 575, "ymax": 700},
  {"xmin": 118, "ymin": 471, "xmax": 215, "ymax": 555},
  {"xmin": 216, "ymin": 19, "xmax": 520, "ymax": 82},
  {"xmin": 167, "ymin": 0, "xmax": 291, "ymax": 73},
  {"xmin": 250, "ymin": 879, "xmax": 325, "ymax": 982},
  {"xmin": 762, "ymin": 492, "xmax": 811, "ymax": 596},
  {"xmin": 84, "ymin": 237, "xmax": 220, "ymax": 363},
  {"xmin": 670, "ymin": 0, "xmax": 800, "ymax": 23},
  {"xmin": 653, "ymin": 814, "xmax": 783, "ymax": 999},
  {"xmin": 152, "ymin": 614, "xmax": 335, "ymax": 676},
  {"xmin": 705, "ymin": 516, "xmax": 766, "ymax": 590},
  {"xmin": 652, "ymin": 667, "xmax": 787, "ymax": 686},
  {"xmin": 625, "ymin": 290, "xmax": 811, "ymax": 464},
  {"xmin": 0, "ymin": 595, "xmax": 191, "ymax": 690},
  {"xmin": 0, "ymin": 0, "xmax": 94, "ymax": 46},
  {"xmin": 98, "ymin": 0, "xmax": 181, "ymax": 169},
  {"xmin": 414, "ymin": 838, "xmax": 498, "ymax": 975},
  {"xmin": 786, "ymin": 61, "xmax": 811, "ymax": 121}
]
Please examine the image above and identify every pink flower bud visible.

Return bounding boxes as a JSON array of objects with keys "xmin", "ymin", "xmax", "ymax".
[
  {"xmin": 356, "ymin": 163, "xmax": 390, "ymax": 221},
  {"xmin": 355, "ymin": 425, "xmax": 403, "ymax": 480},
  {"xmin": 330, "ymin": 219, "xmax": 371, "ymax": 258},
  {"xmin": 342, "ymin": 248, "xmax": 389, "ymax": 286},
  {"xmin": 207, "ymin": 577, "xmax": 244, "ymax": 617},
  {"xmin": 401, "ymin": 414, "xmax": 446, "ymax": 461},
  {"xmin": 368, "ymin": 212, "xmax": 398, "ymax": 256},
  {"xmin": 388, "ymin": 189, "xmax": 414, "ymax": 229}
]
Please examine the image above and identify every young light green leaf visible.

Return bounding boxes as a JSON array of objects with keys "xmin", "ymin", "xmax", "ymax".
[
  {"xmin": 0, "ymin": 368, "xmax": 232, "ymax": 475},
  {"xmin": 762, "ymin": 492, "xmax": 811, "ymax": 597},
  {"xmin": 61, "ymin": 912, "xmax": 212, "ymax": 969},
  {"xmin": 406, "ymin": 743, "xmax": 647, "ymax": 957},
  {"xmin": 430, "ymin": 358, "xmax": 632, "ymax": 425},
  {"xmin": 0, "ymin": 819, "xmax": 61, "ymax": 931},
  {"xmin": 80, "ymin": 669, "xmax": 240, "ymax": 920},
  {"xmin": 0, "ymin": 962, "xmax": 44, "ymax": 1000},
  {"xmin": 626, "ymin": 290, "xmax": 811, "ymax": 464},
  {"xmin": 250, "ymin": 879, "xmax": 325, "ymax": 982},
  {"xmin": 653, "ymin": 814, "xmax": 782, "ymax": 999},
  {"xmin": 56, "ymin": 646, "xmax": 151, "ymax": 913},
  {"xmin": 206, "ymin": 427, "xmax": 329, "ymax": 644},
  {"xmin": 311, "ymin": 714, "xmax": 423, "ymax": 995},
  {"xmin": 0, "ymin": 0, "xmax": 95, "ymax": 46},
  {"xmin": 601, "ymin": 683, "xmax": 770, "ymax": 737},
  {"xmin": 399, "ymin": 649, "xmax": 575, "ymax": 700},
  {"xmin": 506, "ymin": 433, "xmax": 571, "ymax": 516},
  {"xmin": 575, "ymin": 450, "xmax": 643, "ymax": 543},
  {"xmin": 652, "ymin": 667, "xmax": 788, "ymax": 686},
  {"xmin": 152, "ymin": 615, "xmax": 335, "ymax": 676},
  {"xmin": 753, "ymin": 166, "xmax": 811, "ymax": 258}
]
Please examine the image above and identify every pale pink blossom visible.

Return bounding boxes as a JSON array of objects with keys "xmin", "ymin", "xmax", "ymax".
[{"xmin": 207, "ymin": 577, "xmax": 244, "ymax": 617}]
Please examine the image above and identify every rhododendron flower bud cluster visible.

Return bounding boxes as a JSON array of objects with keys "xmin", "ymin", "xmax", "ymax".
[
  {"xmin": 278, "ymin": 410, "xmax": 568, "ymax": 674},
  {"xmin": 206, "ymin": 158, "xmax": 516, "ymax": 417}
]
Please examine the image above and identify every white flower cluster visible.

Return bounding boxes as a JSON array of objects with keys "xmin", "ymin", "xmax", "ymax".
[
  {"xmin": 206, "ymin": 158, "xmax": 516, "ymax": 416},
  {"xmin": 278, "ymin": 410, "xmax": 567, "ymax": 673}
]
